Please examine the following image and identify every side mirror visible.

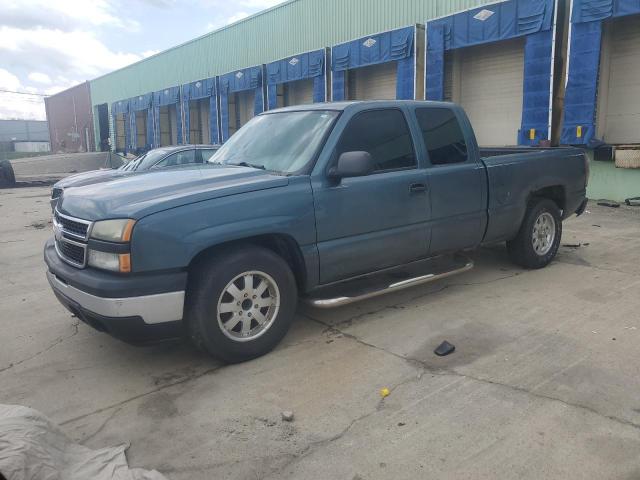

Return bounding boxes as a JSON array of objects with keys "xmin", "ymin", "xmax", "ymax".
[{"xmin": 329, "ymin": 151, "xmax": 374, "ymax": 179}]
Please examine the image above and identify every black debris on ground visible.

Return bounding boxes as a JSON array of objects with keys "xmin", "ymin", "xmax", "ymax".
[
  {"xmin": 597, "ymin": 201, "xmax": 620, "ymax": 208},
  {"xmin": 434, "ymin": 341, "xmax": 456, "ymax": 357}
]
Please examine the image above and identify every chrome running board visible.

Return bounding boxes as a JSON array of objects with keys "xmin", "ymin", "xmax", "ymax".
[{"xmin": 304, "ymin": 254, "xmax": 474, "ymax": 309}]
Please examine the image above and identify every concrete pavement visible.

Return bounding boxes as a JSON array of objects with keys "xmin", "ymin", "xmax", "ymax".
[{"xmin": 1, "ymin": 185, "xmax": 639, "ymax": 479}]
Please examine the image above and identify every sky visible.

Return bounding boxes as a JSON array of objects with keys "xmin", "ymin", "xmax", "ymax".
[{"xmin": 0, "ymin": 0, "xmax": 287, "ymax": 121}]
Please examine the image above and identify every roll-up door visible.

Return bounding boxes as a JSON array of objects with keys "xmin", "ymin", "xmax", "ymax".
[
  {"xmin": 159, "ymin": 107, "xmax": 170, "ymax": 146},
  {"xmin": 237, "ymin": 90, "xmax": 254, "ymax": 128},
  {"xmin": 135, "ymin": 111, "xmax": 147, "ymax": 149},
  {"xmin": 115, "ymin": 113, "xmax": 126, "ymax": 150},
  {"xmin": 284, "ymin": 78, "xmax": 314, "ymax": 106},
  {"xmin": 451, "ymin": 38, "xmax": 525, "ymax": 146},
  {"xmin": 189, "ymin": 98, "xmax": 210, "ymax": 144},
  {"xmin": 200, "ymin": 100, "xmax": 210, "ymax": 144},
  {"xmin": 597, "ymin": 16, "xmax": 640, "ymax": 145},
  {"xmin": 229, "ymin": 90, "xmax": 255, "ymax": 136},
  {"xmin": 159, "ymin": 105, "xmax": 178, "ymax": 146},
  {"xmin": 347, "ymin": 61, "xmax": 397, "ymax": 100}
]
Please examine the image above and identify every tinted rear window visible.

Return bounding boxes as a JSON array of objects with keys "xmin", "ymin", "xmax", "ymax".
[{"xmin": 416, "ymin": 108, "xmax": 468, "ymax": 165}]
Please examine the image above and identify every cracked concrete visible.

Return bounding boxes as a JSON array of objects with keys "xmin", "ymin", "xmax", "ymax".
[{"xmin": 1, "ymin": 186, "xmax": 640, "ymax": 480}]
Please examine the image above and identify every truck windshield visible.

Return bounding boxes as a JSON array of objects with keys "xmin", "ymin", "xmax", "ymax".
[{"xmin": 209, "ymin": 110, "xmax": 339, "ymax": 174}]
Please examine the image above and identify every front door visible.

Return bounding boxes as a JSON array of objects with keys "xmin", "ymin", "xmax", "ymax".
[{"xmin": 312, "ymin": 108, "xmax": 431, "ymax": 284}]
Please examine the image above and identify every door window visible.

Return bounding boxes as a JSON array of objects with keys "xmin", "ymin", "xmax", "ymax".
[
  {"xmin": 153, "ymin": 149, "xmax": 195, "ymax": 168},
  {"xmin": 415, "ymin": 108, "xmax": 468, "ymax": 165},
  {"xmin": 336, "ymin": 109, "xmax": 416, "ymax": 173},
  {"xmin": 198, "ymin": 149, "xmax": 219, "ymax": 163}
]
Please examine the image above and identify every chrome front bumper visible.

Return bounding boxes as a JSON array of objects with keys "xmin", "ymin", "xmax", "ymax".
[{"xmin": 46, "ymin": 270, "xmax": 184, "ymax": 325}]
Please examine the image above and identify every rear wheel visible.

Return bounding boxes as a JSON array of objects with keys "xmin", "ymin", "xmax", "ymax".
[
  {"xmin": 507, "ymin": 198, "xmax": 562, "ymax": 269},
  {"xmin": 186, "ymin": 245, "xmax": 297, "ymax": 363}
]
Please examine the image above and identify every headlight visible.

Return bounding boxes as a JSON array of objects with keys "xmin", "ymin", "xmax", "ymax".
[
  {"xmin": 87, "ymin": 250, "xmax": 131, "ymax": 273},
  {"xmin": 90, "ymin": 219, "xmax": 136, "ymax": 242}
]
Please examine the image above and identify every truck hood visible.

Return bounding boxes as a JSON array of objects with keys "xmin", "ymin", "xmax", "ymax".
[
  {"xmin": 58, "ymin": 164, "xmax": 289, "ymax": 220},
  {"xmin": 54, "ymin": 169, "xmax": 131, "ymax": 189}
]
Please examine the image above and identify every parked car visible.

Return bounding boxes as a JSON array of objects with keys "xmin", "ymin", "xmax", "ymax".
[
  {"xmin": 44, "ymin": 101, "xmax": 588, "ymax": 363},
  {"xmin": 49, "ymin": 145, "xmax": 220, "ymax": 211}
]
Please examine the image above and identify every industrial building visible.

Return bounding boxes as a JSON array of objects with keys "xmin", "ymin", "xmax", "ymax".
[
  {"xmin": 44, "ymin": 0, "xmax": 640, "ymax": 201},
  {"xmin": 44, "ymin": 82, "xmax": 95, "ymax": 153},
  {"xmin": 0, "ymin": 119, "xmax": 50, "ymax": 153}
]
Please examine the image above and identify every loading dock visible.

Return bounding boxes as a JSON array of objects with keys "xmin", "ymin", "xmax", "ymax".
[
  {"xmin": 153, "ymin": 87, "xmax": 182, "ymax": 147},
  {"xmin": 111, "ymin": 99, "xmax": 129, "ymax": 154},
  {"xmin": 128, "ymin": 94, "xmax": 153, "ymax": 154},
  {"xmin": 219, "ymin": 66, "xmax": 264, "ymax": 142},
  {"xmin": 332, "ymin": 26, "xmax": 419, "ymax": 101},
  {"xmin": 444, "ymin": 38, "xmax": 525, "ymax": 146},
  {"xmin": 426, "ymin": 0, "xmax": 557, "ymax": 146},
  {"xmin": 562, "ymin": 0, "xmax": 640, "ymax": 146},
  {"xmin": 182, "ymin": 77, "xmax": 220, "ymax": 145},
  {"xmin": 266, "ymin": 49, "xmax": 327, "ymax": 109}
]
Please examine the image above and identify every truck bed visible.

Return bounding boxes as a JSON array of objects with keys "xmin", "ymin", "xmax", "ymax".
[{"xmin": 479, "ymin": 146, "xmax": 588, "ymax": 245}]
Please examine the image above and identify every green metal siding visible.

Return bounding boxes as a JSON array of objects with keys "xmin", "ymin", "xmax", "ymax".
[{"xmin": 89, "ymin": 0, "xmax": 490, "ymax": 107}]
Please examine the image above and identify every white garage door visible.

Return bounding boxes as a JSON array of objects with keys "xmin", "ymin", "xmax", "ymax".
[
  {"xmin": 346, "ymin": 61, "xmax": 397, "ymax": 100},
  {"xmin": 159, "ymin": 105, "xmax": 178, "ymax": 146},
  {"xmin": 284, "ymin": 78, "xmax": 314, "ymax": 106},
  {"xmin": 229, "ymin": 90, "xmax": 255, "ymax": 136},
  {"xmin": 189, "ymin": 99, "xmax": 210, "ymax": 144},
  {"xmin": 451, "ymin": 38, "xmax": 525, "ymax": 146},
  {"xmin": 597, "ymin": 16, "xmax": 640, "ymax": 144}
]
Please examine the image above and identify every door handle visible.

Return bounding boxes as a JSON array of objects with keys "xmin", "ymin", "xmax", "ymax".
[{"xmin": 409, "ymin": 183, "xmax": 427, "ymax": 193}]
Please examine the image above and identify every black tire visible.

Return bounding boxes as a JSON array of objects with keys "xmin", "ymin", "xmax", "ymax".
[
  {"xmin": 186, "ymin": 245, "xmax": 298, "ymax": 363},
  {"xmin": 507, "ymin": 198, "xmax": 562, "ymax": 269},
  {"xmin": 0, "ymin": 160, "xmax": 16, "ymax": 188}
]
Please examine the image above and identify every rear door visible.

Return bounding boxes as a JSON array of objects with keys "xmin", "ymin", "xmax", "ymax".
[{"xmin": 413, "ymin": 106, "xmax": 487, "ymax": 255}]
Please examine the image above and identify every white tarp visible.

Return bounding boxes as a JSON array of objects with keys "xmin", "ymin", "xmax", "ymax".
[{"xmin": 0, "ymin": 405, "xmax": 166, "ymax": 480}]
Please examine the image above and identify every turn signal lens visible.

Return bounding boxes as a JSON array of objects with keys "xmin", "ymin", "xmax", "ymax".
[{"xmin": 119, "ymin": 253, "xmax": 131, "ymax": 273}]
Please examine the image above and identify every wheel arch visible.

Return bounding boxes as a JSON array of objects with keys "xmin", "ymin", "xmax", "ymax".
[
  {"xmin": 186, "ymin": 233, "xmax": 309, "ymax": 293},
  {"xmin": 528, "ymin": 185, "xmax": 566, "ymax": 214}
]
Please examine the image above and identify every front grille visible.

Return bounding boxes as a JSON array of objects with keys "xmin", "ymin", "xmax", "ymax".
[
  {"xmin": 51, "ymin": 187, "xmax": 63, "ymax": 199},
  {"xmin": 56, "ymin": 238, "xmax": 86, "ymax": 267},
  {"xmin": 53, "ymin": 209, "xmax": 91, "ymax": 268},
  {"xmin": 54, "ymin": 210, "xmax": 90, "ymax": 240}
]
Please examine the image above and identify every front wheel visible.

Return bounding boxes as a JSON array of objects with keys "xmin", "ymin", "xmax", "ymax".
[
  {"xmin": 507, "ymin": 198, "xmax": 562, "ymax": 269},
  {"xmin": 186, "ymin": 246, "xmax": 298, "ymax": 363}
]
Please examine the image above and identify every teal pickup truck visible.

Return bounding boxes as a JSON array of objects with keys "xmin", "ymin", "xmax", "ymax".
[{"xmin": 45, "ymin": 101, "xmax": 588, "ymax": 362}]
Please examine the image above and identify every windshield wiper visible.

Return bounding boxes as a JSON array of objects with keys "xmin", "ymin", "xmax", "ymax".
[{"xmin": 228, "ymin": 161, "xmax": 266, "ymax": 170}]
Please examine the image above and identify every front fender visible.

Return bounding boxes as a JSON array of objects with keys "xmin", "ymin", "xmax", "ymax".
[{"xmin": 130, "ymin": 178, "xmax": 317, "ymax": 273}]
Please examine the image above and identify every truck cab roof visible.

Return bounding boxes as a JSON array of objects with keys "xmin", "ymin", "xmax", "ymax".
[{"xmin": 264, "ymin": 100, "xmax": 459, "ymax": 114}]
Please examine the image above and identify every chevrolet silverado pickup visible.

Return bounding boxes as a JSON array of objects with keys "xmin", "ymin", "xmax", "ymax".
[{"xmin": 45, "ymin": 101, "xmax": 588, "ymax": 363}]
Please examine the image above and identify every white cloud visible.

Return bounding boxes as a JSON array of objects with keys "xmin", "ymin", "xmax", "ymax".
[
  {"xmin": 142, "ymin": 49, "xmax": 160, "ymax": 58},
  {"xmin": 0, "ymin": 68, "xmax": 21, "ymax": 90},
  {"xmin": 0, "ymin": 69, "xmax": 45, "ymax": 120},
  {"xmin": 236, "ymin": 0, "xmax": 286, "ymax": 8},
  {"xmin": 0, "ymin": 0, "xmax": 138, "ymax": 32},
  {"xmin": 0, "ymin": 27, "xmax": 143, "ymax": 79},
  {"xmin": 226, "ymin": 12, "xmax": 250, "ymax": 25},
  {"xmin": 27, "ymin": 72, "xmax": 51, "ymax": 84},
  {"xmin": 0, "ymin": 68, "xmax": 78, "ymax": 120},
  {"xmin": 0, "ymin": 23, "xmax": 144, "ymax": 119}
]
